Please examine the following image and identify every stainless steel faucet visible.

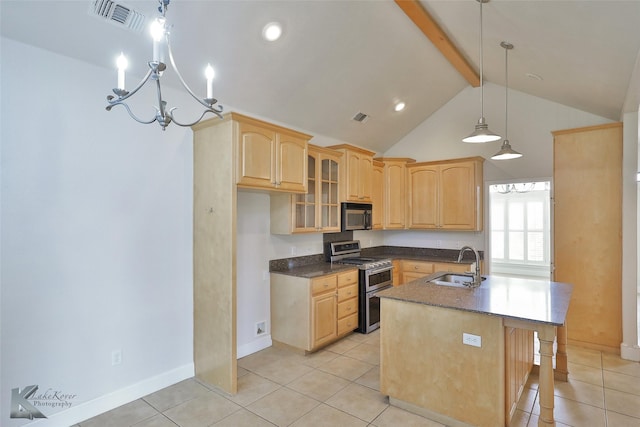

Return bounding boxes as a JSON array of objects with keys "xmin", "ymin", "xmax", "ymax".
[{"xmin": 457, "ymin": 246, "xmax": 481, "ymax": 288}]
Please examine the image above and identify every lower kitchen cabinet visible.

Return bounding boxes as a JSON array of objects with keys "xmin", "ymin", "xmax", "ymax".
[
  {"xmin": 271, "ymin": 269, "xmax": 359, "ymax": 352},
  {"xmin": 505, "ymin": 327, "xmax": 534, "ymax": 422}
]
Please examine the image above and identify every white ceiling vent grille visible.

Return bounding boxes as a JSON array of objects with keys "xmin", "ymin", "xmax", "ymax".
[
  {"xmin": 89, "ymin": 0, "xmax": 146, "ymax": 33},
  {"xmin": 352, "ymin": 112, "xmax": 369, "ymax": 123}
]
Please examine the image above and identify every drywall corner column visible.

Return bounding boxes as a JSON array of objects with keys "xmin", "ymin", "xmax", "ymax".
[
  {"xmin": 192, "ymin": 117, "xmax": 238, "ymax": 393},
  {"xmin": 622, "ymin": 111, "xmax": 640, "ymax": 361}
]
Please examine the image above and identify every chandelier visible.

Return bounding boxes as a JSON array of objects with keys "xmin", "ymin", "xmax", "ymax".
[{"xmin": 106, "ymin": 0, "xmax": 223, "ymax": 130}]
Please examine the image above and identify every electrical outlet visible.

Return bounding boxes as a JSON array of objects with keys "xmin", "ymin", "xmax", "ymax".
[
  {"xmin": 436, "ymin": 240, "xmax": 442, "ymax": 248},
  {"xmin": 111, "ymin": 349, "xmax": 122, "ymax": 366},
  {"xmin": 290, "ymin": 247, "xmax": 296, "ymax": 256},
  {"xmin": 462, "ymin": 333, "xmax": 481, "ymax": 348},
  {"xmin": 256, "ymin": 321, "xmax": 267, "ymax": 336}
]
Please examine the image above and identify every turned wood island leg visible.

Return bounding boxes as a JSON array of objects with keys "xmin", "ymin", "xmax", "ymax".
[{"xmin": 537, "ymin": 325, "xmax": 557, "ymax": 426}]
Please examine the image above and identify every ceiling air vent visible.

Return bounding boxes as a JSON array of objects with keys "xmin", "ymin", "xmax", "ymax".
[
  {"xmin": 352, "ymin": 112, "xmax": 369, "ymax": 123},
  {"xmin": 89, "ymin": 0, "xmax": 146, "ymax": 33}
]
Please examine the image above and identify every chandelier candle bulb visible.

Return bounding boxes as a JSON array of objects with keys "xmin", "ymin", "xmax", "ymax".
[
  {"xmin": 150, "ymin": 19, "xmax": 164, "ymax": 62},
  {"xmin": 205, "ymin": 64, "xmax": 214, "ymax": 99},
  {"xmin": 116, "ymin": 53, "xmax": 127, "ymax": 90}
]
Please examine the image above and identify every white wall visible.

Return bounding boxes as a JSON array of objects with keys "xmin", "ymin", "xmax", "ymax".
[{"xmin": 1, "ymin": 38, "xmax": 195, "ymax": 426}]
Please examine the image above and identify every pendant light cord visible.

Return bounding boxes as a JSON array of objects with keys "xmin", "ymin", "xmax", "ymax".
[
  {"xmin": 479, "ymin": 0, "xmax": 484, "ymax": 119},
  {"xmin": 504, "ymin": 45, "xmax": 508, "ymax": 139}
]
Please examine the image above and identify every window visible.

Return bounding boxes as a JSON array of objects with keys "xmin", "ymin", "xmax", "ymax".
[{"xmin": 489, "ymin": 181, "xmax": 551, "ymax": 278}]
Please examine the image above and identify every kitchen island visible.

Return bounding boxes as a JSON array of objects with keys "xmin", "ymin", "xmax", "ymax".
[{"xmin": 377, "ymin": 275, "xmax": 572, "ymax": 427}]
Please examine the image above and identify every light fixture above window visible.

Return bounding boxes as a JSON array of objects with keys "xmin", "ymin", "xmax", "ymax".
[
  {"xmin": 262, "ymin": 22, "xmax": 283, "ymax": 41},
  {"xmin": 492, "ymin": 41, "xmax": 523, "ymax": 160},
  {"xmin": 105, "ymin": 0, "xmax": 223, "ymax": 130},
  {"xmin": 463, "ymin": 0, "xmax": 501, "ymax": 143}
]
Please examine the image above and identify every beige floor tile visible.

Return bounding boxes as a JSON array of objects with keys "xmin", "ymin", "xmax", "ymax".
[
  {"xmin": 211, "ymin": 408, "xmax": 276, "ymax": 427},
  {"xmin": 237, "ymin": 366, "xmax": 250, "ymax": 378},
  {"xmin": 355, "ymin": 365, "xmax": 380, "ymax": 391},
  {"xmin": 567, "ymin": 361, "xmax": 604, "ymax": 387},
  {"xmin": 509, "ymin": 409, "xmax": 530, "ymax": 427},
  {"xmin": 143, "ymin": 379, "xmax": 211, "ymax": 412},
  {"xmin": 363, "ymin": 330, "xmax": 381, "ymax": 346},
  {"xmin": 238, "ymin": 346, "xmax": 293, "ymax": 372},
  {"xmin": 324, "ymin": 337, "xmax": 361, "ymax": 354},
  {"xmin": 603, "ymin": 370, "xmax": 640, "ymax": 396},
  {"xmin": 526, "ymin": 413, "xmax": 571, "ymax": 427},
  {"xmin": 566, "ymin": 345, "xmax": 602, "ymax": 369},
  {"xmin": 132, "ymin": 414, "xmax": 178, "ymax": 427},
  {"xmin": 553, "ymin": 377, "xmax": 605, "ymax": 408},
  {"xmin": 606, "ymin": 409, "xmax": 640, "ymax": 427},
  {"xmin": 532, "ymin": 395, "xmax": 606, "ymax": 426},
  {"xmin": 602, "ymin": 353, "xmax": 640, "ymax": 377},
  {"xmin": 344, "ymin": 342, "xmax": 381, "ymax": 365},
  {"xmin": 604, "ymin": 388, "xmax": 640, "ymax": 418},
  {"xmin": 516, "ymin": 387, "xmax": 538, "ymax": 412},
  {"xmin": 346, "ymin": 332, "xmax": 370, "ymax": 343},
  {"xmin": 325, "ymin": 382, "xmax": 389, "ymax": 422},
  {"xmin": 370, "ymin": 405, "xmax": 445, "ymax": 427},
  {"xmin": 250, "ymin": 357, "xmax": 314, "ymax": 385},
  {"xmin": 287, "ymin": 369, "xmax": 350, "ymax": 401},
  {"xmin": 317, "ymin": 355, "xmax": 374, "ymax": 381},
  {"xmin": 246, "ymin": 387, "xmax": 319, "ymax": 426},
  {"xmin": 289, "ymin": 403, "xmax": 368, "ymax": 427},
  {"xmin": 225, "ymin": 373, "xmax": 280, "ymax": 407},
  {"xmin": 80, "ymin": 399, "xmax": 158, "ymax": 427},
  {"xmin": 296, "ymin": 349, "xmax": 340, "ymax": 368},
  {"xmin": 525, "ymin": 372, "xmax": 539, "ymax": 390},
  {"xmin": 163, "ymin": 393, "xmax": 241, "ymax": 427}
]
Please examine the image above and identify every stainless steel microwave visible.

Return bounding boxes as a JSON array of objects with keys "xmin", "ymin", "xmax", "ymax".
[{"xmin": 341, "ymin": 202, "xmax": 372, "ymax": 231}]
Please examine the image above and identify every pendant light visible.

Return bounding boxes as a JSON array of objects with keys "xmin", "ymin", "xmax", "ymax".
[
  {"xmin": 491, "ymin": 41, "xmax": 523, "ymax": 160},
  {"xmin": 463, "ymin": 0, "xmax": 501, "ymax": 143}
]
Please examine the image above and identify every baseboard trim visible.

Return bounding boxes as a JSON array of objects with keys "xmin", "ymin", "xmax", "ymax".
[
  {"xmin": 237, "ymin": 335, "xmax": 272, "ymax": 359},
  {"xmin": 22, "ymin": 363, "xmax": 194, "ymax": 427},
  {"xmin": 621, "ymin": 342, "xmax": 640, "ymax": 361}
]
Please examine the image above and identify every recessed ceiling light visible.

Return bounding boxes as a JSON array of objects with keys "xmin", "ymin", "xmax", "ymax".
[
  {"xmin": 394, "ymin": 101, "xmax": 406, "ymax": 112},
  {"xmin": 262, "ymin": 22, "xmax": 282, "ymax": 41},
  {"xmin": 526, "ymin": 72, "xmax": 543, "ymax": 81}
]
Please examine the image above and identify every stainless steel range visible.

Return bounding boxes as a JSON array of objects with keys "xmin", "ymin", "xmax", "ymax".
[{"xmin": 330, "ymin": 240, "xmax": 393, "ymax": 333}]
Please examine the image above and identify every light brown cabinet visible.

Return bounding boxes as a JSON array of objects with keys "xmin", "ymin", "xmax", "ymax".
[
  {"xmin": 407, "ymin": 157, "xmax": 484, "ymax": 231},
  {"xmin": 553, "ymin": 122, "xmax": 622, "ymax": 352},
  {"xmin": 328, "ymin": 144, "xmax": 375, "ymax": 202},
  {"xmin": 235, "ymin": 113, "xmax": 310, "ymax": 193},
  {"xmin": 396, "ymin": 259, "xmax": 473, "ymax": 286},
  {"xmin": 271, "ymin": 269, "xmax": 359, "ymax": 352},
  {"xmin": 371, "ymin": 160, "xmax": 384, "ymax": 229},
  {"xmin": 270, "ymin": 144, "xmax": 342, "ymax": 234},
  {"xmin": 375, "ymin": 158, "xmax": 415, "ymax": 229}
]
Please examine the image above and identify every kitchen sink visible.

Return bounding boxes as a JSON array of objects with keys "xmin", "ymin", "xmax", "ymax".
[{"xmin": 424, "ymin": 272, "xmax": 486, "ymax": 288}]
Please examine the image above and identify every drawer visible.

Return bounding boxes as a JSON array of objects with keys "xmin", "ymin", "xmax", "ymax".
[
  {"xmin": 311, "ymin": 275, "xmax": 337, "ymax": 295},
  {"xmin": 402, "ymin": 260, "xmax": 434, "ymax": 274},
  {"xmin": 337, "ymin": 284, "xmax": 358, "ymax": 302},
  {"xmin": 338, "ymin": 270, "xmax": 358, "ymax": 287},
  {"xmin": 433, "ymin": 262, "xmax": 470, "ymax": 274},
  {"xmin": 338, "ymin": 313, "xmax": 358, "ymax": 335},
  {"xmin": 338, "ymin": 298, "xmax": 358, "ymax": 318}
]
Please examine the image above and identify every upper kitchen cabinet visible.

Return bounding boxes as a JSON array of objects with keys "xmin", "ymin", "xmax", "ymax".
[
  {"xmin": 328, "ymin": 144, "xmax": 376, "ymax": 202},
  {"xmin": 235, "ymin": 113, "xmax": 310, "ymax": 193},
  {"xmin": 407, "ymin": 157, "xmax": 484, "ymax": 231},
  {"xmin": 371, "ymin": 160, "xmax": 384, "ymax": 229},
  {"xmin": 271, "ymin": 144, "xmax": 342, "ymax": 234},
  {"xmin": 375, "ymin": 157, "xmax": 415, "ymax": 229}
]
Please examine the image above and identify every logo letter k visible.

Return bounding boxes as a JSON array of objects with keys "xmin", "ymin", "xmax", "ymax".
[{"xmin": 10, "ymin": 385, "xmax": 47, "ymax": 419}]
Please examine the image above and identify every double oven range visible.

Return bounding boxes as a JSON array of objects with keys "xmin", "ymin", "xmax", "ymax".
[{"xmin": 329, "ymin": 240, "xmax": 393, "ymax": 333}]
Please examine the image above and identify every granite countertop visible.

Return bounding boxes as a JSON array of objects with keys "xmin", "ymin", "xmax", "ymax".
[
  {"xmin": 377, "ymin": 275, "xmax": 573, "ymax": 326},
  {"xmin": 269, "ymin": 246, "xmax": 480, "ymax": 278}
]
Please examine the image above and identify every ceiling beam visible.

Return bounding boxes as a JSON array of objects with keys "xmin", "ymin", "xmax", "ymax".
[{"xmin": 395, "ymin": 0, "xmax": 480, "ymax": 87}]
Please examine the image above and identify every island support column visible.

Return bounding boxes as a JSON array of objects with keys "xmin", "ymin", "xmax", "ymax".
[{"xmin": 538, "ymin": 325, "xmax": 557, "ymax": 426}]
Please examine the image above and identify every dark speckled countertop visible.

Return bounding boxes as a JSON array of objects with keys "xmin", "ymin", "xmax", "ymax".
[
  {"xmin": 269, "ymin": 246, "xmax": 482, "ymax": 278},
  {"xmin": 378, "ymin": 274, "xmax": 573, "ymax": 326}
]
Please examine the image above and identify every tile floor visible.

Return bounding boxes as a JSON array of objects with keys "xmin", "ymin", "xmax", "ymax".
[{"xmin": 76, "ymin": 330, "xmax": 640, "ymax": 427}]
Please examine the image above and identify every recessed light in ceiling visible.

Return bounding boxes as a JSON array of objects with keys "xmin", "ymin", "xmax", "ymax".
[
  {"xmin": 262, "ymin": 22, "xmax": 283, "ymax": 41},
  {"xmin": 526, "ymin": 72, "xmax": 543, "ymax": 81},
  {"xmin": 394, "ymin": 101, "xmax": 406, "ymax": 112}
]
